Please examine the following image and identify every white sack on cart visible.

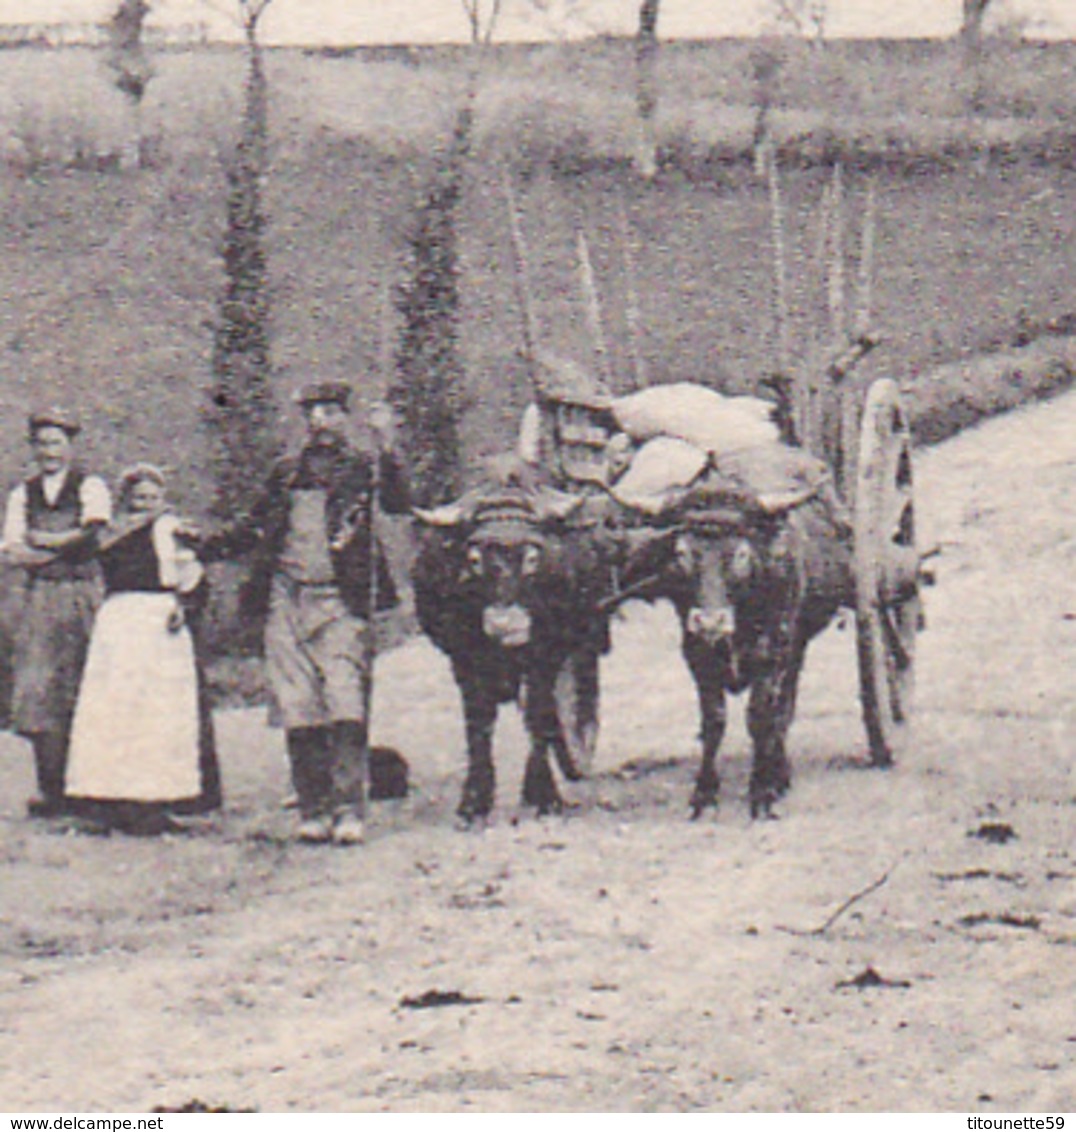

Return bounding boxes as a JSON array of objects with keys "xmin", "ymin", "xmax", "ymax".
[
  {"xmin": 610, "ymin": 435, "xmax": 709, "ymax": 514},
  {"xmin": 612, "ymin": 382, "xmax": 779, "ymax": 453}
]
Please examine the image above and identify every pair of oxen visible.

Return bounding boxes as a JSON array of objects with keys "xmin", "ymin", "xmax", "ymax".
[{"xmin": 413, "ymin": 455, "xmax": 851, "ymax": 823}]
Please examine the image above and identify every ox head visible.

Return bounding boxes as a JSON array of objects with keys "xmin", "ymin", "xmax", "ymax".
[
  {"xmin": 415, "ymin": 465, "xmax": 583, "ymax": 650},
  {"xmin": 616, "ymin": 489, "xmax": 770, "ymax": 688},
  {"xmin": 669, "ymin": 510, "xmax": 763, "ymax": 650}
]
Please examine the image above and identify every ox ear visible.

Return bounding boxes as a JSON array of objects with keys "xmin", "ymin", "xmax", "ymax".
[
  {"xmin": 412, "ymin": 504, "xmax": 465, "ymax": 528},
  {"xmin": 536, "ymin": 488, "xmax": 584, "ymax": 524}
]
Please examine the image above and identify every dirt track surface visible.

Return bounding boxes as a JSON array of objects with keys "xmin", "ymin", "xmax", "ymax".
[{"xmin": 1, "ymin": 395, "xmax": 1075, "ymax": 1113}]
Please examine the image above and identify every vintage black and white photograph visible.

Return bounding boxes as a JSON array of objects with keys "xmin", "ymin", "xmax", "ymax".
[{"xmin": 0, "ymin": 0, "xmax": 1073, "ymax": 1114}]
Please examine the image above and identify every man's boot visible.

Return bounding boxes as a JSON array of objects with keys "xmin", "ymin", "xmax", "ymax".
[
  {"xmin": 27, "ymin": 731, "xmax": 67, "ymax": 818},
  {"xmin": 286, "ymin": 727, "xmax": 333, "ymax": 843},
  {"xmin": 328, "ymin": 720, "xmax": 367, "ymax": 845}
]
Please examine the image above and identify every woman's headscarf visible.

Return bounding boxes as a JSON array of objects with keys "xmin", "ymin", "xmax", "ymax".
[{"xmin": 118, "ymin": 462, "xmax": 167, "ymax": 508}]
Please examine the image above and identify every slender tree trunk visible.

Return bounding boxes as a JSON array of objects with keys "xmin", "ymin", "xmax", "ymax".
[
  {"xmin": 635, "ymin": 0, "xmax": 660, "ymax": 180},
  {"xmin": 460, "ymin": 0, "xmax": 501, "ymax": 47},
  {"xmin": 119, "ymin": 101, "xmax": 143, "ymax": 171},
  {"xmin": 106, "ymin": 0, "xmax": 152, "ymax": 169},
  {"xmin": 962, "ymin": 0, "xmax": 992, "ymax": 43},
  {"xmin": 751, "ymin": 44, "xmax": 781, "ymax": 178},
  {"xmin": 961, "ymin": 0, "xmax": 993, "ymax": 115}
]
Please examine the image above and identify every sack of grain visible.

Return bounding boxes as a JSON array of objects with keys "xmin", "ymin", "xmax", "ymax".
[
  {"xmin": 610, "ymin": 435, "xmax": 709, "ymax": 514},
  {"xmin": 611, "ymin": 382, "xmax": 779, "ymax": 454},
  {"xmin": 705, "ymin": 445, "xmax": 831, "ymax": 514}
]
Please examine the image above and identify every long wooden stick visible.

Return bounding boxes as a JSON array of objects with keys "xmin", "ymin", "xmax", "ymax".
[
  {"xmin": 776, "ymin": 863, "xmax": 898, "ymax": 937},
  {"xmin": 502, "ymin": 170, "xmax": 542, "ymax": 397},
  {"xmin": 361, "ymin": 270, "xmax": 396, "ymax": 762},
  {"xmin": 378, "ymin": 269, "xmax": 394, "ymax": 386},
  {"xmin": 814, "ymin": 171, "xmax": 833, "ymax": 306},
  {"xmin": 803, "ymin": 172, "xmax": 835, "ymax": 454},
  {"xmin": 616, "ymin": 190, "xmax": 647, "ymax": 390},
  {"xmin": 767, "ymin": 145, "xmax": 790, "ymax": 378},
  {"xmin": 575, "ymin": 226, "xmax": 611, "ymax": 385},
  {"xmin": 827, "ymin": 161, "xmax": 846, "ymax": 344},
  {"xmin": 854, "ymin": 173, "xmax": 877, "ymax": 340}
]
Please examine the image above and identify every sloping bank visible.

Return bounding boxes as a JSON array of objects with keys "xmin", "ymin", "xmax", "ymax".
[{"xmin": 906, "ymin": 331, "xmax": 1076, "ymax": 446}]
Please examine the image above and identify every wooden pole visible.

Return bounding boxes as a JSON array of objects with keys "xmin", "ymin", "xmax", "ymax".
[
  {"xmin": 827, "ymin": 161, "xmax": 846, "ymax": 345},
  {"xmin": 803, "ymin": 171, "xmax": 834, "ymax": 454},
  {"xmin": 854, "ymin": 173, "xmax": 877, "ymax": 340},
  {"xmin": 768, "ymin": 145, "xmax": 790, "ymax": 378},
  {"xmin": 814, "ymin": 171, "xmax": 833, "ymax": 312},
  {"xmin": 502, "ymin": 170, "xmax": 542, "ymax": 397},
  {"xmin": 362, "ymin": 270, "xmax": 396, "ymax": 763},
  {"xmin": 616, "ymin": 189, "xmax": 647, "ymax": 390},
  {"xmin": 378, "ymin": 269, "xmax": 394, "ymax": 387},
  {"xmin": 575, "ymin": 226, "xmax": 612, "ymax": 386}
]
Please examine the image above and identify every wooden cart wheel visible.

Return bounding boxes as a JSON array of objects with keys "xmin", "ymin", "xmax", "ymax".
[
  {"xmin": 853, "ymin": 378, "xmax": 920, "ymax": 767},
  {"xmin": 554, "ymin": 647, "xmax": 601, "ymax": 777}
]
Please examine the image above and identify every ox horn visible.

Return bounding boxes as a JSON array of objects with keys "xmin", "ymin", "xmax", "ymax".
[
  {"xmin": 536, "ymin": 488, "xmax": 585, "ymax": 523},
  {"xmin": 412, "ymin": 503, "xmax": 466, "ymax": 527}
]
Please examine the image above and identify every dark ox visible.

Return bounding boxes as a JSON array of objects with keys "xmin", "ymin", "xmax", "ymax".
[
  {"xmin": 623, "ymin": 483, "xmax": 850, "ymax": 818},
  {"xmin": 413, "ymin": 470, "xmax": 610, "ymax": 821}
]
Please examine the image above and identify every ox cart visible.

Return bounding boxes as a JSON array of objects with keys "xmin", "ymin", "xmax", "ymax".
[
  {"xmin": 510, "ymin": 163, "xmax": 924, "ymax": 787},
  {"xmin": 412, "ymin": 167, "xmax": 926, "ymax": 823},
  {"xmin": 533, "ymin": 353, "xmax": 921, "ymax": 776}
]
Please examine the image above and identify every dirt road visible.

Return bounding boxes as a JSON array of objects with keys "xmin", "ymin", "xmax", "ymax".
[{"xmin": 1, "ymin": 393, "xmax": 1074, "ymax": 1112}]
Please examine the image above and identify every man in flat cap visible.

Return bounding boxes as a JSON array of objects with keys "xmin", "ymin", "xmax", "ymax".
[
  {"xmin": 195, "ymin": 383, "xmax": 409, "ymax": 845},
  {"xmin": 1, "ymin": 409, "xmax": 111, "ymax": 817}
]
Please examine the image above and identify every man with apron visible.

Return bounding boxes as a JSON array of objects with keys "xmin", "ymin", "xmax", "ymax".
[
  {"xmin": 198, "ymin": 383, "xmax": 409, "ymax": 845},
  {"xmin": 1, "ymin": 408, "xmax": 111, "ymax": 817}
]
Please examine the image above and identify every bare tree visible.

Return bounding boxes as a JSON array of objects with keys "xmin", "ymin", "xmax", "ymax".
[
  {"xmin": 751, "ymin": 41, "xmax": 782, "ymax": 176},
  {"xmin": 518, "ymin": 0, "xmax": 602, "ymax": 40},
  {"xmin": 104, "ymin": 0, "xmax": 153, "ymax": 168},
  {"xmin": 460, "ymin": 0, "xmax": 503, "ymax": 46},
  {"xmin": 960, "ymin": 0, "xmax": 996, "ymax": 114},
  {"xmin": 772, "ymin": 0, "xmax": 827, "ymax": 47},
  {"xmin": 961, "ymin": 0, "xmax": 995, "ymax": 45}
]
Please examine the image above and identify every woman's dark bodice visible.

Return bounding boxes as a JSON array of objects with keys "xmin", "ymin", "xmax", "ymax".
[{"xmin": 101, "ymin": 521, "xmax": 165, "ymax": 595}]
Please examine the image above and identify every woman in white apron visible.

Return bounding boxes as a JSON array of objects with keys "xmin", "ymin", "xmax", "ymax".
[{"xmin": 66, "ymin": 465, "xmax": 211, "ymax": 834}]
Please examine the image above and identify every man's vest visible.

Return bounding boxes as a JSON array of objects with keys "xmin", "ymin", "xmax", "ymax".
[{"xmin": 25, "ymin": 469, "xmax": 99, "ymax": 581}]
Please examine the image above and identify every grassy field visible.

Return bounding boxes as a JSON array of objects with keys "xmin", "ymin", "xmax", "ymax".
[
  {"xmin": 1, "ymin": 118, "xmax": 1074, "ymax": 500},
  {"xmin": 0, "ymin": 37, "xmax": 1074, "ymax": 480},
  {"xmin": 0, "ymin": 36, "xmax": 1074, "ymax": 674}
]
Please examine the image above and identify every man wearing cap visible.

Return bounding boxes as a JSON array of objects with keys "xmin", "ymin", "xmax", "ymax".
[
  {"xmin": 1, "ymin": 409, "xmax": 111, "ymax": 817},
  {"xmin": 196, "ymin": 382, "xmax": 409, "ymax": 845}
]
